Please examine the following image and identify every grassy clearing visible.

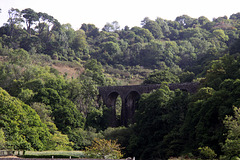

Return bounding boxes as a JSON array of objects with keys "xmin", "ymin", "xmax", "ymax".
[{"xmin": 25, "ymin": 150, "xmax": 85, "ymax": 158}]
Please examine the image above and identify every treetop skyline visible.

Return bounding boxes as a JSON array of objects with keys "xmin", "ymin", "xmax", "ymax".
[{"xmin": 1, "ymin": 0, "xmax": 240, "ymax": 30}]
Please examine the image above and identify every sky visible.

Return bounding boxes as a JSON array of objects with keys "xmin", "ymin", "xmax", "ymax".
[{"xmin": 0, "ymin": 0, "xmax": 240, "ymax": 30}]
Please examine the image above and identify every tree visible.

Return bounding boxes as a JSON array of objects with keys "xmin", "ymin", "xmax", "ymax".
[
  {"xmin": 129, "ymin": 84, "xmax": 187, "ymax": 159},
  {"xmin": 102, "ymin": 21, "xmax": 120, "ymax": 32},
  {"xmin": 80, "ymin": 23, "xmax": 99, "ymax": 37},
  {"xmin": 0, "ymin": 128, "xmax": 6, "ymax": 149},
  {"xmin": 198, "ymin": 16, "xmax": 210, "ymax": 26},
  {"xmin": 141, "ymin": 17, "xmax": 151, "ymax": 26},
  {"xmin": 17, "ymin": 88, "xmax": 35, "ymax": 104},
  {"xmin": 21, "ymin": 8, "xmax": 39, "ymax": 35},
  {"xmin": 180, "ymin": 78, "xmax": 240, "ymax": 157},
  {"xmin": 52, "ymin": 98, "xmax": 85, "ymax": 133},
  {"xmin": 143, "ymin": 69, "xmax": 180, "ymax": 84},
  {"xmin": 112, "ymin": 21, "xmax": 120, "ymax": 31},
  {"xmin": 155, "ymin": 17, "xmax": 171, "ymax": 37},
  {"xmin": 72, "ymin": 29, "xmax": 88, "ymax": 54},
  {"xmin": 68, "ymin": 127, "xmax": 102, "ymax": 150},
  {"xmin": 143, "ymin": 20, "xmax": 163, "ymax": 39},
  {"xmin": 101, "ymin": 41, "xmax": 120, "ymax": 56},
  {"xmin": 222, "ymin": 106, "xmax": 240, "ymax": 159},
  {"xmin": 139, "ymin": 40, "xmax": 180, "ymax": 69},
  {"xmin": 131, "ymin": 26, "xmax": 154, "ymax": 42},
  {"xmin": 212, "ymin": 29, "xmax": 229, "ymax": 42},
  {"xmin": 9, "ymin": 48, "xmax": 29, "ymax": 66},
  {"xmin": 102, "ymin": 127, "xmax": 134, "ymax": 156},
  {"xmin": 179, "ymin": 71, "xmax": 195, "ymax": 83},
  {"xmin": 85, "ymin": 138, "xmax": 123, "ymax": 159},
  {"xmin": 48, "ymin": 131, "xmax": 73, "ymax": 151},
  {"xmin": 7, "ymin": 8, "xmax": 23, "ymax": 38},
  {"xmin": 198, "ymin": 146, "xmax": 217, "ymax": 159},
  {"xmin": 31, "ymin": 102, "xmax": 52, "ymax": 124},
  {"xmin": 83, "ymin": 59, "xmax": 108, "ymax": 86},
  {"xmin": 230, "ymin": 12, "xmax": 240, "ymax": 20},
  {"xmin": 179, "ymin": 28, "xmax": 202, "ymax": 40},
  {"xmin": 0, "ymin": 87, "xmax": 51, "ymax": 151},
  {"xmin": 37, "ymin": 12, "xmax": 54, "ymax": 35},
  {"xmin": 175, "ymin": 15, "xmax": 196, "ymax": 28}
]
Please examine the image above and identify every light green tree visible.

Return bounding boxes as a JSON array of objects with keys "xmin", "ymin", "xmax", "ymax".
[
  {"xmin": 48, "ymin": 131, "xmax": 73, "ymax": 151},
  {"xmin": 85, "ymin": 138, "xmax": 123, "ymax": 159},
  {"xmin": 212, "ymin": 29, "xmax": 229, "ymax": 41},
  {"xmin": 0, "ymin": 128, "xmax": 6, "ymax": 149}
]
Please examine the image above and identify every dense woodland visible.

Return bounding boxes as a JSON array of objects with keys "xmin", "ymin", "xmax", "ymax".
[{"xmin": 1, "ymin": 7, "xmax": 240, "ymax": 159}]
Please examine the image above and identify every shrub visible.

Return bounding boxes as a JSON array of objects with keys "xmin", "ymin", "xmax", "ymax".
[{"xmin": 199, "ymin": 146, "xmax": 217, "ymax": 159}]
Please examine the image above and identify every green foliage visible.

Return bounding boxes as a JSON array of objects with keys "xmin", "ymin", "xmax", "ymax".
[
  {"xmin": 83, "ymin": 59, "xmax": 114, "ymax": 86},
  {"xmin": 17, "ymin": 88, "xmax": 35, "ymax": 103},
  {"xmin": 222, "ymin": 106, "xmax": 240, "ymax": 159},
  {"xmin": 102, "ymin": 21, "xmax": 120, "ymax": 32},
  {"xmin": 179, "ymin": 71, "xmax": 195, "ymax": 82},
  {"xmin": 52, "ymin": 98, "xmax": 85, "ymax": 133},
  {"xmin": 68, "ymin": 127, "xmax": 102, "ymax": 150},
  {"xmin": 212, "ymin": 29, "xmax": 229, "ymax": 42},
  {"xmin": 0, "ymin": 128, "xmax": 6, "ymax": 149},
  {"xmin": 143, "ymin": 69, "xmax": 180, "ymax": 84},
  {"xmin": 8, "ymin": 48, "xmax": 30, "ymax": 66},
  {"xmin": 198, "ymin": 146, "xmax": 217, "ymax": 159},
  {"xmin": 131, "ymin": 26, "xmax": 154, "ymax": 42},
  {"xmin": 85, "ymin": 138, "xmax": 123, "ymax": 159},
  {"xmin": 0, "ymin": 87, "xmax": 51, "ymax": 150},
  {"xmin": 102, "ymin": 127, "xmax": 133, "ymax": 156},
  {"xmin": 181, "ymin": 79, "xmax": 240, "ymax": 157},
  {"xmin": 129, "ymin": 85, "xmax": 189, "ymax": 159},
  {"xmin": 85, "ymin": 107, "xmax": 103, "ymax": 131},
  {"xmin": 47, "ymin": 131, "xmax": 73, "ymax": 151},
  {"xmin": 101, "ymin": 41, "xmax": 120, "ymax": 55},
  {"xmin": 205, "ymin": 54, "xmax": 240, "ymax": 90},
  {"xmin": 71, "ymin": 29, "xmax": 89, "ymax": 55},
  {"xmin": 143, "ymin": 19, "xmax": 163, "ymax": 39}
]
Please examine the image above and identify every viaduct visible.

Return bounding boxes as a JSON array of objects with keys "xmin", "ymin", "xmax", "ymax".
[{"xmin": 98, "ymin": 82, "xmax": 200, "ymax": 127}]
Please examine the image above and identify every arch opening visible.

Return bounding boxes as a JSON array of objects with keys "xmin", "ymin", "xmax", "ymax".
[
  {"xmin": 123, "ymin": 91, "xmax": 141, "ymax": 126},
  {"xmin": 105, "ymin": 92, "xmax": 122, "ymax": 127}
]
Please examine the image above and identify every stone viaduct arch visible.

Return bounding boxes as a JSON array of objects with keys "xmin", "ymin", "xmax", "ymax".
[{"xmin": 98, "ymin": 82, "xmax": 199, "ymax": 127}]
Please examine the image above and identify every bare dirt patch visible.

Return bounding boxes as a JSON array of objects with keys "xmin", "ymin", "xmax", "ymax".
[{"xmin": 52, "ymin": 64, "xmax": 84, "ymax": 79}]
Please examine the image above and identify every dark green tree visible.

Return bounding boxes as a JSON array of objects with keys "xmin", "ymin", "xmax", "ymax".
[
  {"xmin": 129, "ymin": 84, "xmax": 188, "ymax": 159},
  {"xmin": 21, "ymin": 8, "xmax": 39, "ymax": 35},
  {"xmin": 143, "ymin": 69, "xmax": 180, "ymax": 84},
  {"xmin": 143, "ymin": 20, "xmax": 163, "ymax": 39}
]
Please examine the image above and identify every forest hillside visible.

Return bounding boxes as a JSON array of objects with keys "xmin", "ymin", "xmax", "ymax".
[{"xmin": 1, "ymin": 8, "xmax": 240, "ymax": 159}]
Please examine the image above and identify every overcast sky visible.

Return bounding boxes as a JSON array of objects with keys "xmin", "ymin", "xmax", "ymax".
[{"xmin": 1, "ymin": 0, "xmax": 240, "ymax": 30}]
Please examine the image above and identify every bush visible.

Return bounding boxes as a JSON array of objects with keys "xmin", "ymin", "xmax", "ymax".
[
  {"xmin": 85, "ymin": 138, "xmax": 123, "ymax": 159},
  {"xmin": 199, "ymin": 146, "xmax": 217, "ymax": 159}
]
